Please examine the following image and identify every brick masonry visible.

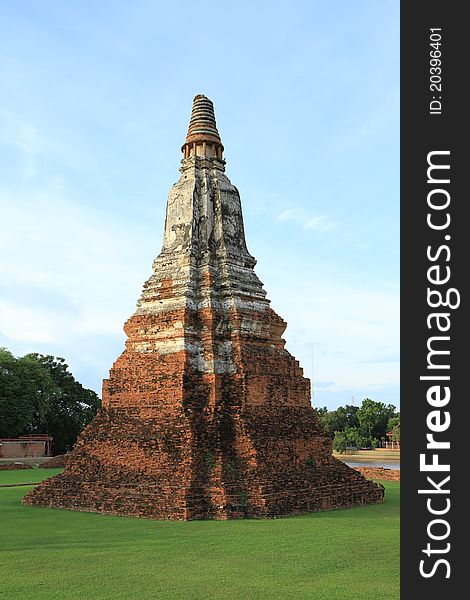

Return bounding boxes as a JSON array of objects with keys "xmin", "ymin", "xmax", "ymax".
[
  {"xmin": 23, "ymin": 95, "xmax": 384, "ymax": 519},
  {"xmin": 0, "ymin": 441, "xmax": 46, "ymax": 458},
  {"xmin": 39, "ymin": 454, "xmax": 69, "ymax": 468},
  {"xmin": 353, "ymin": 466, "xmax": 400, "ymax": 481}
]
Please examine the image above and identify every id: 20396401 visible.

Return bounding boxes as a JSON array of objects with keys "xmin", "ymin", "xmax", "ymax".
[{"xmin": 429, "ymin": 28, "xmax": 442, "ymax": 115}]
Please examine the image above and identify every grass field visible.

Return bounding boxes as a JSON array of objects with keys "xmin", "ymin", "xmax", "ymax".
[
  {"xmin": 1, "ymin": 468, "xmax": 399, "ymax": 600},
  {"xmin": 0, "ymin": 467, "xmax": 64, "ymax": 486}
]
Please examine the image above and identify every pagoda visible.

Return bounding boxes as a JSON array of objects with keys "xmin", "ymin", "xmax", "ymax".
[{"xmin": 24, "ymin": 95, "xmax": 384, "ymax": 519}]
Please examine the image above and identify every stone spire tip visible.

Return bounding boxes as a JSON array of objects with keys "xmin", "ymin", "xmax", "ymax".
[{"xmin": 181, "ymin": 94, "xmax": 224, "ymax": 160}]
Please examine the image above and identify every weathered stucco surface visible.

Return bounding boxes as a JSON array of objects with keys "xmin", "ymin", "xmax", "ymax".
[{"xmin": 24, "ymin": 95, "xmax": 383, "ymax": 519}]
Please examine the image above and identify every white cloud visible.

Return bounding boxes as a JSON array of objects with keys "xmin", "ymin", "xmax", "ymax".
[
  {"xmin": 0, "ymin": 301, "xmax": 61, "ymax": 344},
  {"xmin": 0, "ymin": 109, "xmax": 39, "ymax": 179},
  {"xmin": 267, "ymin": 277, "xmax": 399, "ymax": 401},
  {"xmin": 0, "ymin": 188, "xmax": 156, "ymax": 354},
  {"xmin": 276, "ymin": 208, "xmax": 336, "ymax": 231}
]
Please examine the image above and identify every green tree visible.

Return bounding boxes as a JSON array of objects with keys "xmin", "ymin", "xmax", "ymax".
[
  {"xmin": 357, "ymin": 398, "xmax": 398, "ymax": 440},
  {"xmin": 387, "ymin": 415, "xmax": 400, "ymax": 442},
  {"xmin": 314, "ymin": 406, "xmax": 329, "ymax": 420},
  {"xmin": 0, "ymin": 349, "xmax": 100, "ymax": 453},
  {"xmin": 0, "ymin": 348, "xmax": 59, "ymax": 437},
  {"xmin": 316, "ymin": 404, "xmax": 359, "ymax": 438},
  {"xmin": 333, "ymin": 430, "xmax": 348, "ymax": 453},
  {"xmin": 333, "ymin": 426, "xmax": 377, "ymax": 453},
  {"xmin": 25, "ymin": 354, "xmax": 101, "ymax": 454}
]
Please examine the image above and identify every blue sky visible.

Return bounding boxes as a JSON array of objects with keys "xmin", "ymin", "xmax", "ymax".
[{"xmin": 0, "ymin": 1, "xmax": 399, "ymax": 410}]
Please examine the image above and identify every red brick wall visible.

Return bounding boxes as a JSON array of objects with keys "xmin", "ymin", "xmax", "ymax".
[{"xmin": 0, "ymin": 441, "xmax": 46, "ymax": 458}]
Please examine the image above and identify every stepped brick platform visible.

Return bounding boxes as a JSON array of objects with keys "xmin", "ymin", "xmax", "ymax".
[{"xmin": 23, "ymin": 95, "xmax": 384, "ymax": 519}]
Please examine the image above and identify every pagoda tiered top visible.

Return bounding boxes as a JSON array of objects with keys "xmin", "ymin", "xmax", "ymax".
[{"xmin": 181, "ymin": 94, "xmax": 224, "ymax": 159}]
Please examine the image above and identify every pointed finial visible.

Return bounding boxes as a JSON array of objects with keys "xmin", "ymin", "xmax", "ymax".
[{"xmin": 181, "ymin": 94, "xmax": 224, "ymax": 159}]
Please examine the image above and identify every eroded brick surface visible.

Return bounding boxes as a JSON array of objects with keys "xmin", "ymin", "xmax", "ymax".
[
  {"xmin": 0, "ymin": 463, "xmax": 33, "ymax": 470},
  {"xmin": 353, "ymin": 466, "xmax": 400, "ymax": 481},
  {"xmin": 23, "ymin": 95, "xmax": 384, "ymax": 519}
]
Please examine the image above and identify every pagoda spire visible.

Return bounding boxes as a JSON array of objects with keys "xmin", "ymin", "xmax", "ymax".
[
  {"xmin": 23, "ymin": 94, "xmax": 384, "ymax": 521},
  {"xmin": 181, "ymin": 94, "xmax": 224, "ymax": 160}
]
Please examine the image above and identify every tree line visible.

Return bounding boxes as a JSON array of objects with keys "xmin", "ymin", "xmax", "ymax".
[
  {"xmin": 0, "ymin": 348, "xmax": 101, "ymax": 455},
  {"xmin": 314, "ymin": 398, "xmax": 400, "ymax": 453}
]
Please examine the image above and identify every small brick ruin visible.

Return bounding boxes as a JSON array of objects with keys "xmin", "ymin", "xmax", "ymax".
[
  {"xmin": 0, "ymin": 463, "xmax": 33, "ymax": 471},
  {"xmin": 24, "ymin": 95, "xmax": 384, "ymax": 519},
  {"xmin": 39, "ymin": 454, "xmax": 69, "ymax": 468},
  {"xmin": 353, "ymin": 466, "xmax": 400, "ymax": 481}
]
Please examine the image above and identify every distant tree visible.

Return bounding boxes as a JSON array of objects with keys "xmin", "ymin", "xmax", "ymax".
[
  {"xmin": 0, "ymin": 349, "xmax": 100, "ymax": 453},
  {"xmin": 0, "ymin": 348, "xmax": 59, "ymax": 437},
  {"xmin": 357, "ymin": 398, "xmax": 398, "ymax": 440},
  {"xmin": 317, "ymin": 404, "xmax": 359, "ymax": 438},
  {"xmin": 25, "ymin": 354, "xmax": 101, "ymax": 454},
  {"xmin": 387, "ymin": 415, "xmax": 400, "ymax": 442},
  {"xmin": 338, "ymin": 404, "xmax": 360, "ymax": 429},
  {"xmin": 333, "ymin": 430, "xmax": 348, "ymax": 453},
  {"xmin": 333, "ymin": 426, "xmax": 377, "ymax": 453},
  {"xmin": 316, "ymin": 398, "xmax": 398, "ymax": 448},
  {"xmin": 314, "ymin": 406, "xmax": 329, "ymax": 420}
]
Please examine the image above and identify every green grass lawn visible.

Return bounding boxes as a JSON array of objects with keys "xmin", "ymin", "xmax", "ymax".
[
  {"xmin": 0, "ymin": 469, "xmax": 399, "ymax": 600},
  {"xmin": 0, "ymin": 467, "xmax": 63, "ymax": 486}
]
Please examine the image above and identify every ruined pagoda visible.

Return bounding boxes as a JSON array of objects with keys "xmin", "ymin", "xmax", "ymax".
[{"xmin": 24, "ymin": 95, "xmax": 384, "ymax": 519}]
